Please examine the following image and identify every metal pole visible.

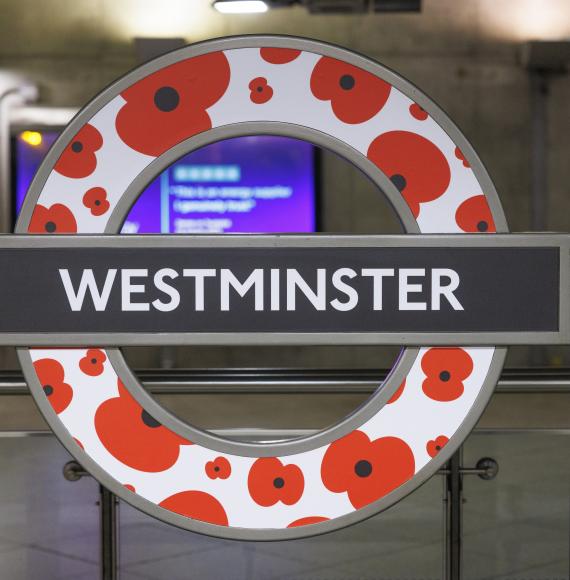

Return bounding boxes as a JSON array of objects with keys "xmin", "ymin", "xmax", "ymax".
[
  {"xmin": 530, "ymin": 70, "xmax": 549, "ymax": 232},
  {"xmin": 443, "ymin": 447, "xmax": 463, "ymax": 580},
  {"xmin": 99, "ymin": 485, "xmax": 119, "ymax": 580},
  {"xmin": 529, "ymin": 70, "xmax": 550, "ymax": 366}
]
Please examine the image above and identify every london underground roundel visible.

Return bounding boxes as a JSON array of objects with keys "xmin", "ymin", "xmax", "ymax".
[{"xmin": 10, "ymin": 36, "xmax": 568, "ymax": 540}]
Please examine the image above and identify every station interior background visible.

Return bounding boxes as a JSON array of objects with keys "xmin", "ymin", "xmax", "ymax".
[{"xmin": 0, "ymin": 0, "xmax": 568, "ymax": 579}]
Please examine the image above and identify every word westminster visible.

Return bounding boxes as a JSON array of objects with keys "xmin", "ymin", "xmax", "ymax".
[{"xmin": 58, "ymin": 267, "xmax": 464, "ymax": 313}]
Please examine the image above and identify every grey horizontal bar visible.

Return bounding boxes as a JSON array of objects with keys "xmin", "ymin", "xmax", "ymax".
[
  {"xmin": 0, "ymin": 233, "xmax": 568, "ymax": 346},
  {"xmin": 0, "ymin": 369, "xmax": 569, "ymax": 395}
]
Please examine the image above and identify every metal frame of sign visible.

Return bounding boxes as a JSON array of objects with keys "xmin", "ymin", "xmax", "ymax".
[{"xmin": 13, "ymin": 35, "xmax": 513, "ymax": 539}]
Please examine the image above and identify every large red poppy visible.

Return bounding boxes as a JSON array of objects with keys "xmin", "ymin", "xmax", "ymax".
[
  {"xmin": 115, "ymin": 52, "xmax": 230, "ymax": 157},
  {"xmin": 34, "ymin": 358, "xmax": 73, "ymax": 414},
  {"xmin": 321, "ymin": 430, "xmax": 415, "ymax": 509},
  {"xmin": 421, "ymin": 348, "xmax": 473, "ymax": 402},
  {"xmin": 28, "ymin": 204, "xmax": 77, "ymax": 234},
  {"xmin": 247, "ymin": 457, "xmax": 304, "ymax": 507},
  {"xmin": 310, "ymin": 57, "xmax": 391, "ymax": 124},
  {"xmin": 159, "ymin": 491, "xmax": 228, "ymax": 526},
  {"xmin": 54, "ymin": 124, "xmax": 103, "ymax": 179},
  {"xmin": 367, "ymin": 130, "xmax": 451, "ymax": 218},
  {"xmin": 260, "ymin": 47, "xmax": 301, "ymax": 64},
  {"xmin": 455, "ymin": 195, "xmax": 496, "ymax": 233},
  {"xmin": 94, "ymin": 379, "xmax": 191, "ymax": 472}
]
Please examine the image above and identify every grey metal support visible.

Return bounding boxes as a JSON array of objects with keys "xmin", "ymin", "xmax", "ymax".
[
  {"xmin": 530, "ymin": 71, "xmax": 549, "ymax": 233},
  {"xmin": 99, "ymin": 485, "xmax": 119, "ymax": 580},
  {"xmin": 63, "ymin": 463, "xmax": 118, "ymax": 580},
  {"xmin": 443, "ymin": 448, "xmax": 463, "ymax": 580},
  {"xmin": 0, "ymin": 74, "xmax": 37, "ymax": 233}
]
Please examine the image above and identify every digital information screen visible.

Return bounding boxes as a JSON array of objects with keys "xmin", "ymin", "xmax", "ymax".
[{"xmin": 14, "ymin": 132, "xmax": 317, "ymax": 234}]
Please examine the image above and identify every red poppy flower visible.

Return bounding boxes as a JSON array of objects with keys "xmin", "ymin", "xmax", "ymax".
[
  {"xmin": 248, "ymin": 457, "xmax": 304, "ymax": 507},
  {"xmin": 206, "ymin": 456, "xmax": 231, "ymax": 480},
  {"xmin": 455, "ymin": 146, "xmax": 470, "ymax": 168},
  {"xmin": 367, "ymin": 131, "xmax": 451, "ymax": 218},
  {"xmin": 321, "ymin": 430, "xmax": 415, "ymax": 509},
  {"xmin": 115, "ymin": 52, "xmax": 230, "ymax": 157},
  {"xmin": 79, "ymin": 349, "xmax": 107, "ymax": 376},
  {"xmin": 33, "ymin": 358, "xmax": 73, "ymax": 414},
  {"xmin": 124, "ymin": 484, "xmax": 136, "ymax": 493},
  {"xmin": 387, "ymin": 379, "xmax": 406, "ymax": 404},
  {"xmin": 455, "ymin": 195, "xmax": 496, "ymax": 233},
  {"xmin": 28, "ymin": 204, "xmax": 77, "ymax": 234},
  {"xmin": 94, "ymin": 379, "xmax": 191, "ymax": 472},
  {"xmin": 260, "ymin": 47, "xmax": 301, "ymax": 64},
  {"xmin": 287, "ymin": 516, "xmax": 329, "ymax": 528},
  {"xmin": 409, "ymin": 103, "xmax": 428, "ymax": 120},
  {"xmin": 310, "ymin": 57, "xmax": 391, "ymax": 124},
  {"xmin": 249, "ymin": 77, "xmax": 273, "ymax": 104},
  {"xmin": 421, "ymin": 348, "xmax": 473, "ymax": 402},
  {"xmin": 54, "ymin": 124, "xmax": 103, "ymax": 179},
  {"xmin": 427, "ymin": 435, "xmax": 449, "ymax": 458},
  {"xmin": 159, "ymin": 491, "xmax": 228, "ymax": 526},
  {"xmin": 83, "ymin": 187, "xmax": 110, "ymax": 216}
]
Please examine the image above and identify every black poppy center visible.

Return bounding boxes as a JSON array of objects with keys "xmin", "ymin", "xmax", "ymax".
[
  {"xmin": 71, "ymin": 141, "xmax": 83, "ymax": 153},
  {"xmin": 477, "ymin": 220, "xmax": 489, "ymax": 232},
  {"xmin": 435, "ymin": 445, "xmax": 442, "ymax": 451},
  {"xmin": 214, "ymin": 466, "xmax": 220, "ymax": 472},
  {"xmin": 439, "ymin": 370, "xmax": 451, "ymax": 382},
  {"xmin": 257, "ymin": 86, "xmax": 263, "ymax": 92},
  {"xmin": 273, "ymin": 477, "xmax": 285, "ymax": 489},
  {"xmin": 141, "ymin": 410, "xmax": 161, "ymax": 428},
  {"xmin": 91, "ymin": 358, "xmax": 98, "ymax": 364},
  {"xmin": 94, "ymin": 200, "xmax": 101, "ymax": 206},
  {"xmin": 354, "ymin": 459, "xmax": 373, "ymax": 478},
  {"xmin": 43, "ymin": 385, "xmax": 54, "ymax": 396},
  {"xmin": 390, "ymin": 174, "xmax": 407, "ymax": 192},
  {"xmin": 44, "ymin": 221, "xmax": 56, "ymax": 233},
  {"xmin": 154, "ymin": 86, "xmax": 180, "ymax": 112},
  {"xmin": 339, "ymin": 74, "xmax": 355, "ymax": 90}
]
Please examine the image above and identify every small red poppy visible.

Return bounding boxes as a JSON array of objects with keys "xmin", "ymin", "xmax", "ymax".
[
  {"xmin": 260, "ymin": 47, "xmax": 301, "ymax": 64},
  {"xmin": 421, "ymin": 348, "xmax": 474, "ymax": 402},
  {"xmin": 455, "ymin": 146, "xmax": 470, "ymax": 168},
  {"xmin": 310, "ymin": 56, "xmax": 391, "ymax": 124},
  {"xmin": 409, "ymin": 103, "xmax": 428, "ymax": 121},
  {"xmin": 33, "ymin": 358, "xmax": 73, "ymax": 414},
  {"xmin": 124, "ymin": 484, "xmax": 136, "ymax": 493},
  {"xmin": 79, "ymin": 349, "xmax": 107, "ymax": 376},
  {"xmin": 206, "ymin": 456, "xmax": 231, "ymax": 480},
  {"xmin": 83, "ymin": 187, "xmax": 110, "ymax": 216},
  {"xmin": 54, "ymin": 124, "xmax": 103, "ymax": 179},
  {"xmin": 248, "ymin": 457, "xmax": 304, "ymax": 507},
  {"xmin": 116, "ymin": 52, "xmax": 230, "ymax": 157},
  {"xmin": 159, "ymin": 491, "xmax": 228, "ymax": 526},
  {"xmin": 28, "ymin": 204, "xmax": 77, "ymax": 234},
  {"xmin": 387, "ymin": 379, "xmax": 406, "ymax": 404},
  {"xmin": 367, "ymin": 130, "xmax": 451, "ymax": 218},
  {"xmin": 249, "ymin": 77, "xmax": 273, "ymax": 104},
  {"xmin": 94, "ymin": 379, "xmax": 192, "ymax": 472},
  {"xmin": 73, "ymin": 437, "xmax": 84, "ymax": 450},
  {"xmin": 427, "ymin": 435, "xmax": 449, "ymax": 458},
  {"xmin": 287, "ymin": 516, "xmax": 329, "ymax": 528},
  {"xmin": 455, "ymin": 195, "xmax": 496, "ymax": 233},
  {"xmin": 321, "ymin": 431, "xmax": 415, "ymax": 509}
]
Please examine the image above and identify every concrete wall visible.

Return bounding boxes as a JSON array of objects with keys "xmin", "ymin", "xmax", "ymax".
[{"xmin": 1, "ymin": 0, "xmax": 569, "ymax": 369}]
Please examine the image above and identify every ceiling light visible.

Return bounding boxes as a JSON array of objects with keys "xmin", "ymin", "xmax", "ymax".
[{"xmin": 213, "ymin": 0, "xmax": 269, "ymax": 13}]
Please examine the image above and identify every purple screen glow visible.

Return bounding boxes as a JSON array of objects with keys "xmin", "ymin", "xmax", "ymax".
[{"xmin": 14, "ymin": 133, "xmax": 317, "ymax": 234}]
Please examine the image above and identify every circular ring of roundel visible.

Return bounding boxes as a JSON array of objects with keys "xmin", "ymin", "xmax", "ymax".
[{"xmin": 16, "ymin": 36, "xmax": 507, "ymax": 540}]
